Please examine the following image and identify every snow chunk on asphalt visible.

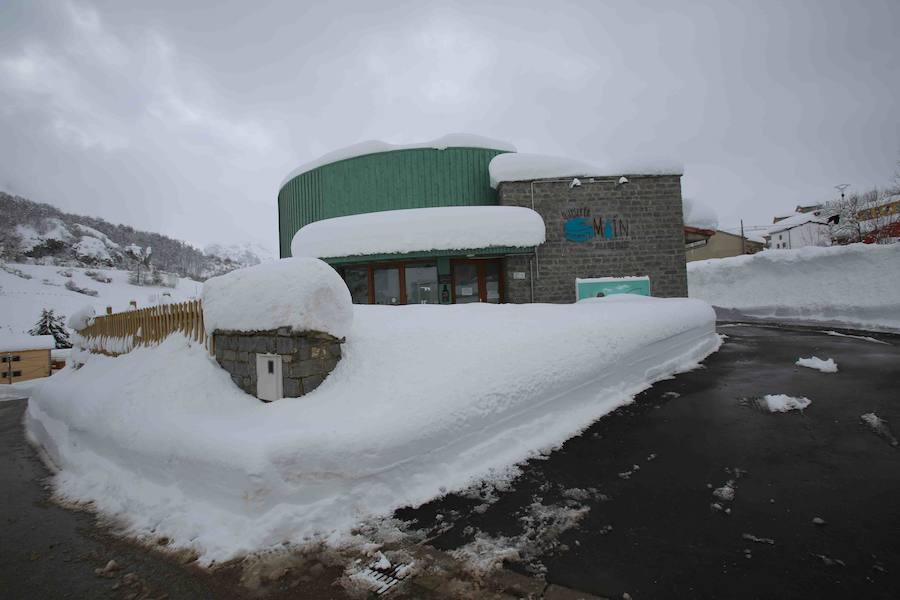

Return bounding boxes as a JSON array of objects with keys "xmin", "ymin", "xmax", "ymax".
[
  {"xmin": 795, "ymin": 357, "xmax": 838, "ymax": 373},
  {"xmin": 202, "ymin": 257, "xmax": 353, "ymax": 338},
  {"xmin": 763, "ymin": 394, "xmax": 811, "ymax": 412},
  {"xmin": 861, "ymin": 413, "xmax": 899, "ymax": 447}
]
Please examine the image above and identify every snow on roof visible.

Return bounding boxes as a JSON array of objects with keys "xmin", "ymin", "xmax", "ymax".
[
  {"xmin": 202, "ymin": 257, "xmax": 353, "ymax": 338},
  {"xmin": 767, "ymin": 211, "xmax": 830, "ymax": 235},
  {"xmin": 488, "ymin": 153, "xmax": 683, "ymax": 188},
  {"xmin": 290, "ymin": 206, "xmax": 546, "ymax": 259},
  {"xmin": 682, "ymin": 198, "xmax": 719, "ymax": 230},
  {"xmin": 1, "ymin": 334, "xmax": 55, "ymax": 352},
  {"xmin": 280, "ymin": 133, "xmax": 517, "ymax": 188}
]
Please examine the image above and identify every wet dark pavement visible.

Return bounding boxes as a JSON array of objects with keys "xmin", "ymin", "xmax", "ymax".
[{"xmin": 398, "ymin": 324, "xmax": 900, "ymax": 599}]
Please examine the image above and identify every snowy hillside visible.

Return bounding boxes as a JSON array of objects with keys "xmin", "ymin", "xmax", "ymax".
[
  {"xmin": 687, "ymin": 243, "xmax": 900, "ymax": 332},
  {"xmin": 0, "ymin": 262, "xmax": 201, "ymax": 337},
  {"xmin": 0, "ymin": 192, "xmax": 270, "ymax": 280}
]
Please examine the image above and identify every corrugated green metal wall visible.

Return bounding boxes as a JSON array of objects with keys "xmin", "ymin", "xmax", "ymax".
[{"xmin": 278, "ymin": 146, "xmax": 510, "ymax": 257}]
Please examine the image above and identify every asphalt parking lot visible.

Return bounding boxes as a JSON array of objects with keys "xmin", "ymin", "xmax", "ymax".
[
  {"xmin": 399, "ymin": 323, "xmax": 900, "ymax": 599},
  {"xmin": 2, "ymin": 323, "xmax": 898, "ymax": 599}
]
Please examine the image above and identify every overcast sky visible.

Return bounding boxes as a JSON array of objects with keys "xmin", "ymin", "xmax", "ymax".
[{"xmin": 1, "ymin": 0, "xmax": 898, "ymax": 253}]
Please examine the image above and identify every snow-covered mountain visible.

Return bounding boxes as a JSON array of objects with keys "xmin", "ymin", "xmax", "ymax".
[
  {"xmin": 0, "ymin": 192, "xmax": 271, "ymax": 281},
  {"xmin": 203, "ymin": 242, "xmax": 273, "ymax": 268}
]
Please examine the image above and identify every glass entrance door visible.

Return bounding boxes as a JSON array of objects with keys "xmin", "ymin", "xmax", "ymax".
[
  {"xmin": 451, "ymin": 259, "xmax": 504, "ymax": 304},
  {"xmin": 452, "ymin": 262, "xmax": 480, "ymax": 304}
]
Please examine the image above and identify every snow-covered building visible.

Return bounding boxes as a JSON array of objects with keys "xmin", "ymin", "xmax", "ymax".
[
  {"xmin": 279, "ymin": 135, "xmax": 689, "ymax": 303},
  {"xmin": 1, "ymin": 334, "xmax": 54, "ymax": 384},
  {"xmin": 765, "ymin": 210, "xmax": 833, "ymax": 249}
]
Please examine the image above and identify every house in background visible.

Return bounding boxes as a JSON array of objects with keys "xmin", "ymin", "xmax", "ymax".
[
  {"xmin": 765, "ymin": 210, "xmax": 833, "ymax": 249},
  {"xmin": 685, "ymin": 229, "xmax": 765, "ymax": 262},
  {"xmin": 1, "ymin": 335, "xmax": 54, "ymax": 384},
  {"xmin": 858, "ymin": 194, "xmax": 900, "ymax": 244}
]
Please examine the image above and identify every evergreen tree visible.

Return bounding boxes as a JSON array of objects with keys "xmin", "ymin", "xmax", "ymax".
[{"xmin": 29, "ymin": 309, "xmax": 72, "ymax": 349}]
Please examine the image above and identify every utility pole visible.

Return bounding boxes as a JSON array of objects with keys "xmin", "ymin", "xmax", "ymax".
[
  {"xmin": 835, "ymin": 183, "xmax": 849, "ymax": 202},
  {"xmin": 740, "ymin": 219, "xmax": 746, "ymax": 254}
]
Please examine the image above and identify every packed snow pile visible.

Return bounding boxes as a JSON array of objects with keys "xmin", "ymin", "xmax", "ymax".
[
  {"xmin": 280, "ymin": 133, "xmax": 516, "ymax": 186},
  {"xmin": 0, "ymin": 333, "xmax": 55, "ymax": 352},
  {"xmin": 202, "ymin": 258, "xmax": 353, "ymax": 337},
  {"xmin": 290, "ymin": 206, "xmax": 545, "ymax": 259},
  {"xmin": 795, "ymin": 356, "xmax": 838, "ymax": 373},
  {"xmin": 763, "ymin": 394, "xmax": 811, "ymax": 412},
  {"xmin": 489, "ymin": 152, "xmax": 683, "ymax": 187},
  {"xmin": 26, "ymin": 296, "xmax": 718, "ymax": 562},
  {"xmin": 687, "ymin": 243, "xmax": 900, "ymax": 332}
]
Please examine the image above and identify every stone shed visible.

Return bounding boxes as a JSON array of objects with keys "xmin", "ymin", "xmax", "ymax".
[
  {"xmin": 213, "ymin": 328, "xmax": 342, "ymax": 401},
  {"xmin": 201, "ymin": 256, "xmax": 355, "ymax": 402}
]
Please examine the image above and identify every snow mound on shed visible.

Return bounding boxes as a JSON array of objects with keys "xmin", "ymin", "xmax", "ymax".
[
  {"xmin": 687, "ymin": 243, "xmax": 900, "ymax": 333},
  {"xmin": 202, "ymin": 258, "xmax": 353, "ymax": 338}
]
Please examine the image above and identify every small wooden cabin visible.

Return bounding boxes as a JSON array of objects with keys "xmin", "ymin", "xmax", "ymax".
[{"xmin": 1, "ymin": 335, "xmax": 55, "ymax": 384}]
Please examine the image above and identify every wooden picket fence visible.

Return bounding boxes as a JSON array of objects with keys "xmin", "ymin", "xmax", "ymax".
[{"xmin": 76, "ymin": 299, "xmax": 214, "ymax": 356}]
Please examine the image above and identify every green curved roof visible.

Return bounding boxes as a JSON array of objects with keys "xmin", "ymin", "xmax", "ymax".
[{"xmin": 278, "ymin": 142, "xmax": 513, "ymax": 257}]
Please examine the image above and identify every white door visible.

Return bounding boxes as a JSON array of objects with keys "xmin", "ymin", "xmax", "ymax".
[{"xmin": 256, "ymin": 353, "xmax": 283, "ymax": 402}]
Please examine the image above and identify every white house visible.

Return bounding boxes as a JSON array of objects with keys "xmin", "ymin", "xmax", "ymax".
[{"xmin": 765, "ymin": 211, "xmax": 832, "ymax": 249}]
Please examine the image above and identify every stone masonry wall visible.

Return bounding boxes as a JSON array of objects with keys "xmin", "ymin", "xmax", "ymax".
[
  {"xmin": 499, "ymin": 175, "xmax": 688, "ymax": 303},
  {"xmin": 213, "ymin": 328, "xmax": 341, "ymax": 399}
]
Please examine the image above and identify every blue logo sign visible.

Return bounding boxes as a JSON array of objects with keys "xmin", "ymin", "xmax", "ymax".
[
  {"xmin": 563, "ymin": 210, "xmax": 629, "ymax": 243},
  {"xmin": 564, "ymin": 218, "xmax": 595, "ymax": 242}
]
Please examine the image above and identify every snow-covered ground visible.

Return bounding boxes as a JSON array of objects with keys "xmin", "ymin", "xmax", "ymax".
[
  {"xmin": 25, "ymin": 295, "xmax": 719, "ymax": 563},
  {"xmin": 0, "ymin": 263, "xmax": 201, "ymax": 336},
  {"xmin": 687, "ymin": 243, "xmax": 900, "ymax": 333}
]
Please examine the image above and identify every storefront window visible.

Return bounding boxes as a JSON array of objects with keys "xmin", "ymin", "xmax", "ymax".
[
  {"xmin": 373, "ymin": 267, "xmax": 401, "ymax": 305},
  {"xmin": 405, "ymin": 264, "xmax": 439, "ymax": 304},
  {"xmin": 343, "ymin": 267, "xmax": 369, "ymax": 304},
  {"xmin": 454, "ymin": 263, "xmax": 480, "ymax": 304}
]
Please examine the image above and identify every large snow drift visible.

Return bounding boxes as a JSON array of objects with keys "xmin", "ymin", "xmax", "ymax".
[
  {"xmin": 290, "ymin": 206, "xmax": 545, "ymax": 259},
  {"xmin": 202, "ymin": 258, "xmax": 353, "ymax": 337},
  {"xmin": 687, "ymin": 243, "xmax": 900, "ymax": 332},
  {"xmin": 26, "ymin": 296, "xmax": 718, "ymax": 562}
]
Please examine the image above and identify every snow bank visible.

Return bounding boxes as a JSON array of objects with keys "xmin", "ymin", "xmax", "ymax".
[
  {"xmin": 280, "ymin": 133, "xmax": 516, "ymax": 187},
  {"xmin": 0, "ymin": 334, "xmax": 55, "ymax": 352},
  {"xmin": 687, "ymin": 243, "xmax": 900, "ymax": 332},
  {"xmin": 290, "ymin": 206, "xmax": 545, "ymax": 259},
  {"xmin": 202, "ymin": 258, "xmax": 353, "ymax": 338},
  {"xmin": 489, "ymin": 153, "xmax": 683, "ymax": 188},
  {"xmin": 26, "ymin": 296, "xmax": 718, "ymax": 563},
  {"xmin": 795, "ymin": 357, "xmax": 838, "ymax": 373},
  {"xmin": 763, "ymin": 394, "xmax": 811, "ymax": 412}
]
